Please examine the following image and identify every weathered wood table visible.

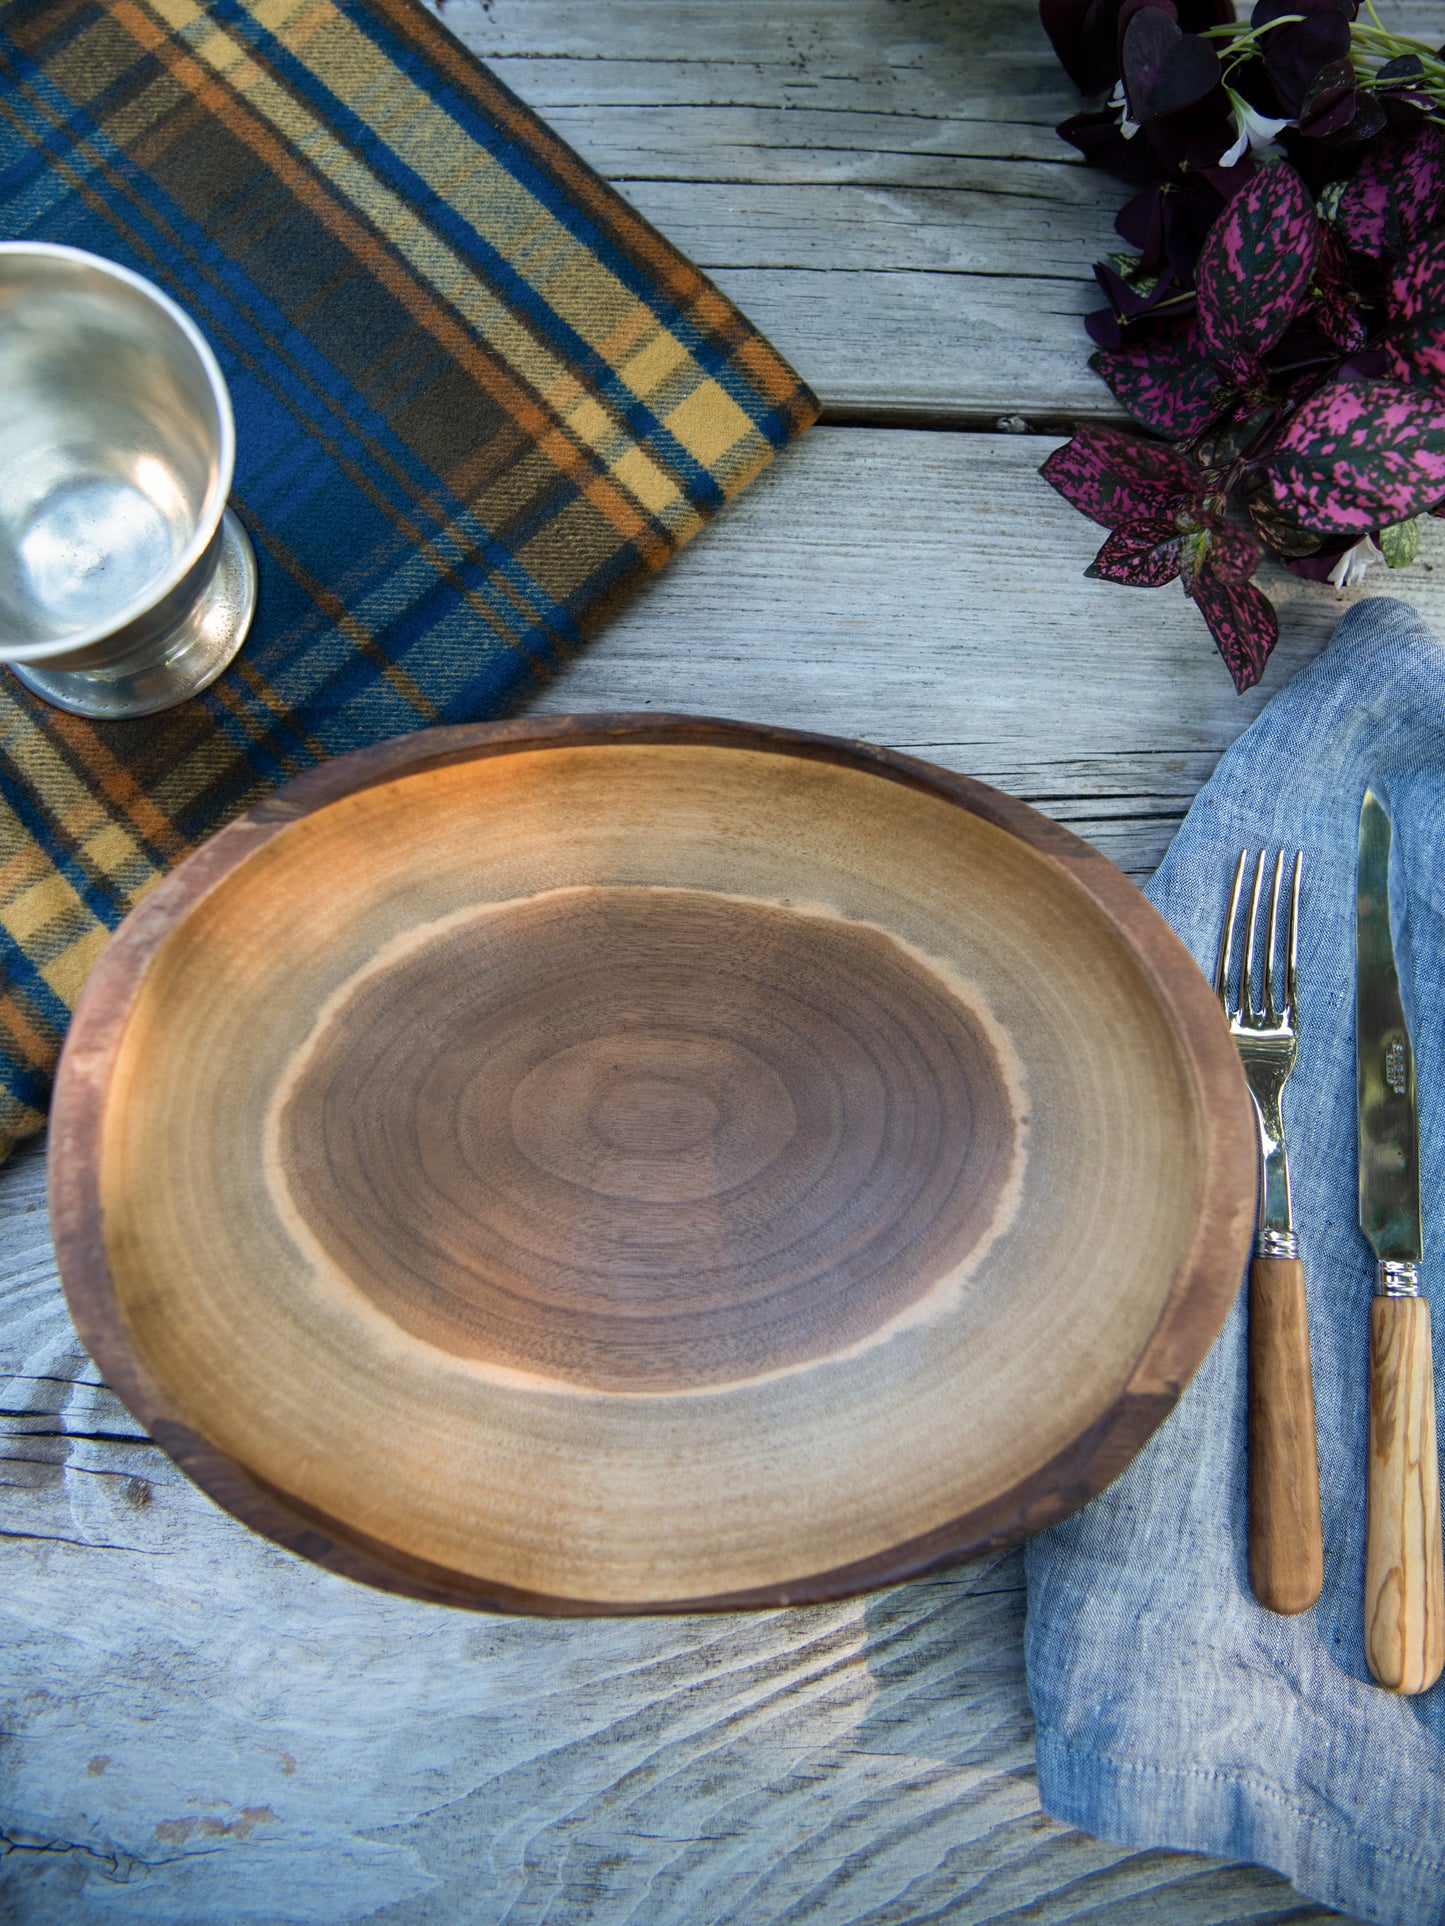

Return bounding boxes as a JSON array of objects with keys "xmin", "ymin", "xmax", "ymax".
[{"xmin": 5, "ymin": 2, "xmax": 1439, "ymax": 1918}]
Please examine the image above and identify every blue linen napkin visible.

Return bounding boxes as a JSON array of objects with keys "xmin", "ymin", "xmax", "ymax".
[{"xmin": 1025, "ymin": 597, "xmax": 1445, "ymax": 1926}]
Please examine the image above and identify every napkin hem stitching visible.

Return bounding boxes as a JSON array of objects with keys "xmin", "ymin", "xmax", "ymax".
[{"xmin": 1044, "ymin": 1739, "xmax": 1445, "ymax": 1874}]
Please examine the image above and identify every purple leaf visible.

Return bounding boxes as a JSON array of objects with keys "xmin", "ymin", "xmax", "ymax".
[
  {"xmin": 1196, "ymin": 163, "xmax": 1320, "ymax": 376},
  {"xmin": 1385, "ymin": 226, "xmax": 1445, "ymax": 384},
  {"xmin": 1253, "ymin": 0, "xmax": 1353, "ymax": 112},
  {"xmin": 1351, "ymin": 98, "xmax": 1391, "ymax": 146},
  {"xmin": 1041, "ymin": 426, "xmax": 1199, "ymax": 527},
  {"xmin": 1091, "ymin": 325, "xmax": 1225, "ymax": 435},
  {"xmin": 1262, "ymin": 378, "xmax": 1445, "ymax": 531},
  {"xmin": 1189, "ymin": 567, "xmax": 1280, "ymax": 691},
  {"xmin": 1377, "ymin": 54, "xmax": 1426, "ymax": 85},
  {"xmin": 1335, "ymin": 122, "xmax": 1445, "ymax": 260},
  {"xmin": 1297, "ymin": 59, "xmax": 1364, "ymax": 139},
  {"xmin": 1121, "ymin": 4, "xmax": 1222, "ymax": 121},
  {"xmin": 1087, "ymin": 517, "xmax": 1185, "ymax": 584}
]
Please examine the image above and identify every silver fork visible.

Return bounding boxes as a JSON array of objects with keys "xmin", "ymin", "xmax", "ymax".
[{"xmin": 1216, "ymin": 850, "xmax": 1323, "ymax": 1616}]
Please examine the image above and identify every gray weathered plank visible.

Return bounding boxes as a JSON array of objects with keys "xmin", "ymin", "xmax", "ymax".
[
  {"xmin": 530, "ymin": 426, "xmax": 1445, "ymax": 879},
  {"xmin": 0, "ymin": 1135, "xmax": 1360, "ymax": 1924},
  {"xmin": 431, "ymin": 0, "xmax": 1445, "ymax": 418},
  {"xmin": 439, "ymin": 0, "xmax": 1117, "ymax": 417}
]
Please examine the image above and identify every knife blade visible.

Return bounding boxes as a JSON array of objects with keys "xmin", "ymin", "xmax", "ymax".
[{"xmin": 1357, "ymin": 788, "xmax": 1444, "ymax": 1694}]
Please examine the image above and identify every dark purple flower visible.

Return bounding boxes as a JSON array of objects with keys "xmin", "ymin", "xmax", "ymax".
[
  {"xmin": 1085, "ymin": 258, "xmax": 1195, "ymax": 350},
  {"xmin": 1058, "ymin": 105, "xmax": 1157, "ymax": 177},
  {"xmin": 1041, "ymin": 0, "xmax": 1127, "ymax": 96},
  {"xmin": 1116, "ymin": 171, "xmax": 1231, "ymax": 283}
]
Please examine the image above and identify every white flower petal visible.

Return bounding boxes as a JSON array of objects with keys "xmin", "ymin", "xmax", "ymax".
[
  {"xmin": 1221, "ymin": 91, "xmax": 1293, "ymax": 168},
  {"xmin": 1327, "ymin": 536, "xmax": 1382, "ymax": 590},
  {"xmin": 1240, "ymin": 103, "xmax": 1290, "ymax": 147}
]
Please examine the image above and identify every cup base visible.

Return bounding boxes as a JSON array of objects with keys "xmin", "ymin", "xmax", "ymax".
[{"xmin": 8, "ymin": 508, "xmax": 258, "ymax": 720}]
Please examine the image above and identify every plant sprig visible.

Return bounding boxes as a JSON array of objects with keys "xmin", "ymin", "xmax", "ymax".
[{"xmin": 1037, "ymin": 0, "xmax": 1445, "ymax": 688}]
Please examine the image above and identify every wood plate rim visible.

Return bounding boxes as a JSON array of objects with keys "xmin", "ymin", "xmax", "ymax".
[{"xmin": 49, "ymin": 713, "xmax": 1257, "ymax": 1615}]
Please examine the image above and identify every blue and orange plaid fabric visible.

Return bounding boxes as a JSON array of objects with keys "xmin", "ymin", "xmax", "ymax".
[{"xmin": 0, "ymin": 0, "xmax": 817, "ymax": 1159}]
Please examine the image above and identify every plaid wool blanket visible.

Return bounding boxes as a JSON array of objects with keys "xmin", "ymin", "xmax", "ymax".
[{"xmin": 0, "ymin": 0, "xmax": 817, "ymax": 1157}]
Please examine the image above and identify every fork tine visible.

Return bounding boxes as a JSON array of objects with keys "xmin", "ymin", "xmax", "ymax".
[
  {"xmin": 1285, "ymin": 849, "xmax": 1302, "ymax": 1020},
  {"xmin": 1242, "ymin": 850, "xmax": 1267, "ymax": 1019},
  {"xmin": 1264, "ymin": 849, "xmax": 1285, "ymax": 1019},
  {"xmin": 1216, "ymin": 849, "xmax": 1248, "ymax": 1016}
]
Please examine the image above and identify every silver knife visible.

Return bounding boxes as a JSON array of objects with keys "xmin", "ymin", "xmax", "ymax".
[{"xmin": 1357, "ymin": 789, "xmax": 1444, "ymax": 1694}]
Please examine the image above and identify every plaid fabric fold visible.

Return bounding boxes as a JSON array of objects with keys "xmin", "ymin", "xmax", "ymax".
[{"xmin": 0, "ymin": 0, "xmax": 817, "ymax": 1158}]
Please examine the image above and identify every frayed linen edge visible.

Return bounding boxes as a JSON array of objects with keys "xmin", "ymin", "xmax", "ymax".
[{"xmin": 1035, "ymin": 1736, "xmax": 1445, "ymax": 1926}]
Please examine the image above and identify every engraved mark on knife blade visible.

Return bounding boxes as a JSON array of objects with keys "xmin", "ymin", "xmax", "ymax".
[{"xmin": 1387, "ymin": 1037, "xmax": 1408, "ymax": 1096}]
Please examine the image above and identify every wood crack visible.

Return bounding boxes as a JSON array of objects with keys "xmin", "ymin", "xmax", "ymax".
[
  {"xmin": 0, "ymin": 1422, "xmax": 153, "ymax": 1444},
  {"xmin": 0, "ymin": 1526, "xmax": 165, "ymax": 1553}
]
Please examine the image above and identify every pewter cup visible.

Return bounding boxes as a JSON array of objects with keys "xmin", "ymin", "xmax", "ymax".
[{"xmin": 0, "ymin": 243, "xmax": 256, "ymax": 718}]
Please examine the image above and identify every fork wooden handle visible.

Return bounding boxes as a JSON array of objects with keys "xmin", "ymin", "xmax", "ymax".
[
  {"xmin": 1365, "ymin": 1296, "xmax": 1445, "ymax": 1693},
  {"xmin": 1248, "ymin": 1255, "xmax": 1323, "ymax": 1615}
]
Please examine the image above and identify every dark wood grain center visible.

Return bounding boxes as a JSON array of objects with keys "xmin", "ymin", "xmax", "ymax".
[{"xmin": 278, "ymin": 887, "xmax": 1021, "ymax": 1391}]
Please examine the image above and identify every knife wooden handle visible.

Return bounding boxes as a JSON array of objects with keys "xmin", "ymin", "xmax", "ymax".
[
  {"xmin": 1366, "ymin": 1296, "xmax": 1445, "ymax": 1694},
  {"xmin": 1248, "ymin": 1255, "xmax": 1323, "ymax": 1615}
]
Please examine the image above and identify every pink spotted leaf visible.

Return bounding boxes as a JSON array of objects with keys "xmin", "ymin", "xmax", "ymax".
[
  {"xmin": 1384, "ymin": 227, "xmax": 1445, "ymax": 386},
  {"xmin": 1196, "ymin": 163, "xmax": 1320, "ymax": 378},
  {"xmin": 1188, "ymin": 569, "xmax": 1280, "ymax": 692},
  {"xmin": 1040, "ymin": 426, "xmax": 1199, "ymax": 529},
  {"xmin": 1190, "ymin": 518, "xmax": 1261, "ymax": 586},
  {"xmin": 1309, "ymin": 227, "xmax": 1369, "ymax": 354},
  {"xmin": 1262, "ymin": 378, "xmax": 1445, "ymax": 532},
  {"xmin": 1090, "ymin": 325, "xmax": 1225, "ymax": 437},
  {"xmin": 1335, "ymin": 122, "xmax": 1445, "ymax": 262},
  {"xmin": 1246, "ymin": 489, "xmax": 1328, "ymax": 560},
  {"xmin": 1086, "ymin": 518, "xmax": 1185, "ymax": 586},
  {"xmin": 1193, "ymin": 402, "xmax": 1280, "ymax": 473}
]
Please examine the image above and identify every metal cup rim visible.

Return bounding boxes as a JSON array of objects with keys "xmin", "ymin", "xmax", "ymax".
[{"xmin": 0, "ymin": 240, "xmax": 237, "ymax": 666}]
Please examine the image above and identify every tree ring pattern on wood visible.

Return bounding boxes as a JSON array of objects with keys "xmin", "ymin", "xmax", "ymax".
[
  {"xmin": 273, "ymin": 885, "xmax": 1023, "ymax": 1393},
  {"xmin": 54, "ymin": 719, "xmax": 1258, "ymax": 1609}
]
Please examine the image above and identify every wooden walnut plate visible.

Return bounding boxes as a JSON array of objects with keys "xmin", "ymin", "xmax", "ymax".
[{"xmin": 51, "ymin": 716, "xmax": 1256, "ymax": 1614}]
